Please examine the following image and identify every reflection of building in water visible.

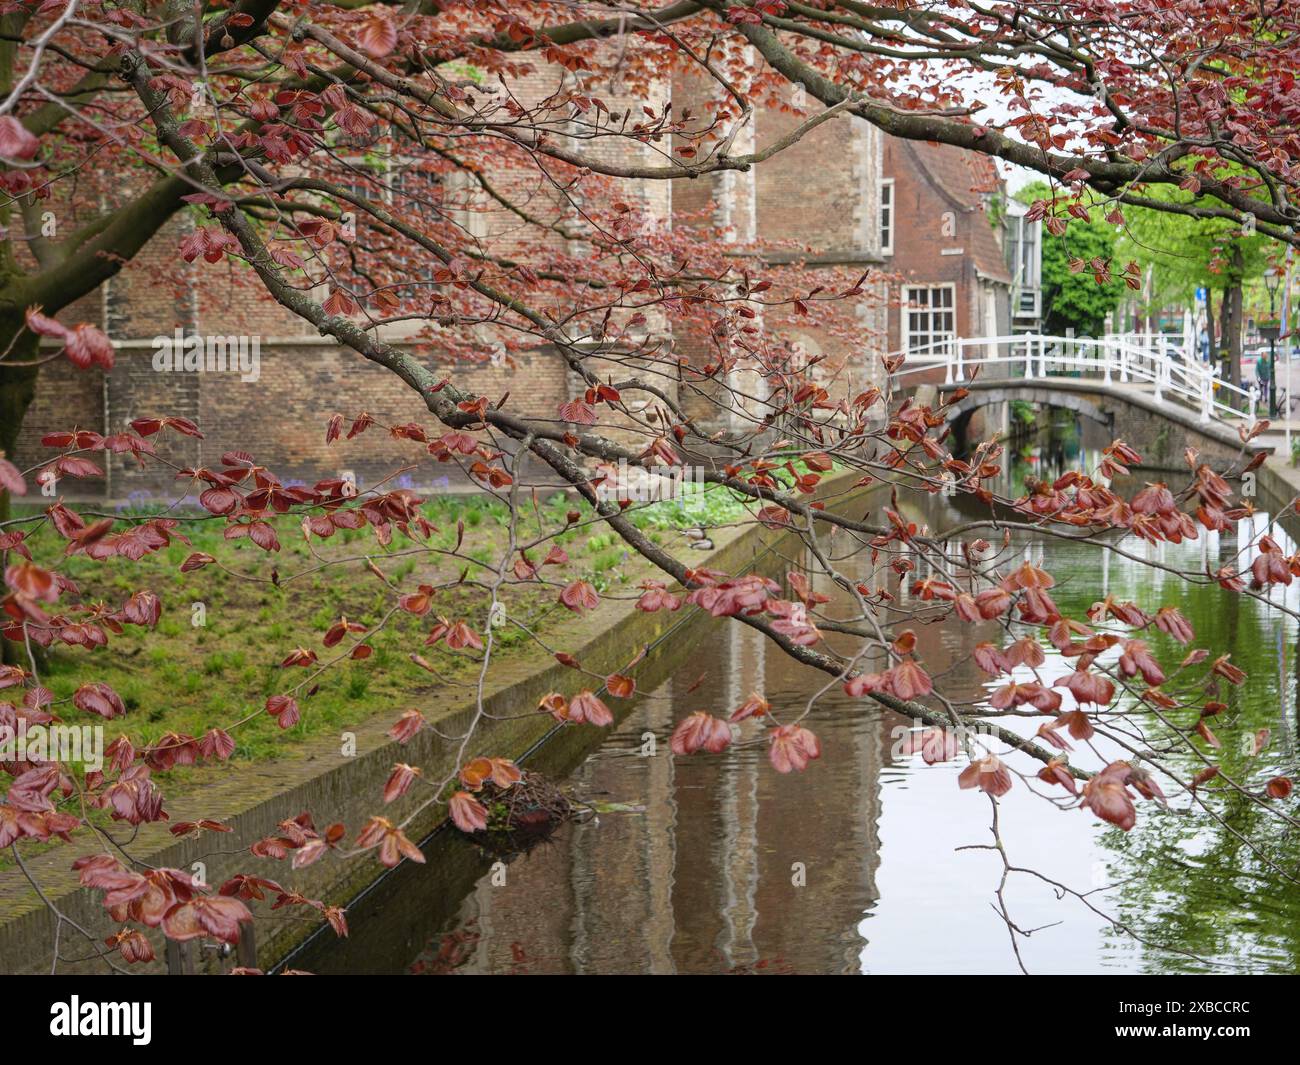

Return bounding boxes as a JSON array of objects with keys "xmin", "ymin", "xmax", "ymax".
[
  {"xmin": 432, "ymin": 616, "xmax": 888, "ymax": 974},
  {"xmin": 715, "ymin": 623, "xmax": 762, "ymax": 970}
]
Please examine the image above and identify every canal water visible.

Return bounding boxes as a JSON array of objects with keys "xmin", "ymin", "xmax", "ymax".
[{"xmin": 297, "ymin": 423, "xmax": 1300, "ymax": 974}]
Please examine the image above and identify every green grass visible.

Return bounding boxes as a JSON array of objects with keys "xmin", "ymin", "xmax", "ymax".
[
  {"xmin": 9, "ymin": 496, "xmax": 567, "ymax": 770},
  {"xmin": 6, "ymin": 477, "xmax": 782, "ymax": 789}
]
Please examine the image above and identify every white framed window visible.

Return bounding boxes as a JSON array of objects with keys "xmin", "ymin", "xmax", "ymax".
[
  {"xmin": 1006, "ymin": 210, "xmax": 1042, "ymax": 319},
  {"xmin": 901, "ymin": 284, "xmax": 956, "ymax": 356},
  {"xmin": 879, "ymin": 178, "xmax": 894, "ymax": 256}
]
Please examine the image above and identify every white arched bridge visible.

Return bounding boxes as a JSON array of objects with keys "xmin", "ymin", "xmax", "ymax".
[{"xmin": 889, "ymin": 332, "xmax": 1264, "ymax": 429}]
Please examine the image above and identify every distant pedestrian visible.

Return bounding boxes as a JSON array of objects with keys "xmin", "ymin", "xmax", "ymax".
[
  {"xmin": 1199, "ymin": 328, "xmax": 1211, "ymax": 362},
  {"xmin": 1256, "ymin": 353, "xmax": 1274, "ymax": 415}
]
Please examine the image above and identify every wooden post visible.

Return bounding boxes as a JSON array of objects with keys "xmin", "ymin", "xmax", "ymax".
[
  {"xmin": 165, "ymin": 938, "xmax": 196, "ymax": 975},
  {"xmin": 236, "ymin": 923, "xmax": 257, "ymax": 969},
  {"xmin": 164, "ymin": 924, "xmax": 255, "ymax": 974}
]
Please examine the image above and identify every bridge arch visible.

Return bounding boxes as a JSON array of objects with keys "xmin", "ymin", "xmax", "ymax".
[
  {"xmin": 943, "ymin": 383, "xmax": 1113, "ymax": 430},
  {"xmin": 888, "ymin": 334, "xmax": 1273, "ymax": 471}
]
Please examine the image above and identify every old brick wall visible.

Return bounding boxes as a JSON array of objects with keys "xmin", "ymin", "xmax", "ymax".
[
  {"xmin": 881, "ymin": 137, "xmax": 1011, "ymax": 355},
  {"xmin": 668, "ymin": 68, "xmax": 889, "ymax": 437},
  {"xmin": 13, "ymin": 55, "xmax": 935, "ymax": 497},
  {"xmin": 96, "ymin": 341, "xmax": 578, "ymax": 498},
  {"xmin": 755, "ymin": 101, "xmax": 880, "ymax": 258},
  {"xmin": 14, "ymin": 357, "xmax": 103, "ymax": 476}
]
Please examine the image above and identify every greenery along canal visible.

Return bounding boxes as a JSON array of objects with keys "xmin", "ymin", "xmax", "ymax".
[{"xmin": 291, "ymin": 428, "xmax": 1300, "ymax": 975}]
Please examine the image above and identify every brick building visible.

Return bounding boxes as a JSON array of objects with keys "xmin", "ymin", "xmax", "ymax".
[
  {"xmin": 15, "ymin": 65, "xmax": 1032, "ymax": 500},
  {"xmin": 880, "ymin": 138, "xmax": 1015, "ymax": 358},
  {"xmin": 668, "ymin": 61, "xmax": 890, "ymax": 435}
]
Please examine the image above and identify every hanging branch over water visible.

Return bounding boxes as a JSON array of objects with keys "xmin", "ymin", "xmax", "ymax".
[{"xmin": 1, "ymin": 0, "xmax": 1300, "ymax": 973}]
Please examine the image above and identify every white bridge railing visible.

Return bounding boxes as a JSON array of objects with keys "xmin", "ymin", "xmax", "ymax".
[{"xmin": 889, "ymin": 333, "xmax": 1260, "ymax": 427}]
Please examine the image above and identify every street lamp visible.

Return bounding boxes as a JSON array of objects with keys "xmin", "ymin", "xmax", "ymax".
[{"xmin": 1264, "ymin": 267, "xmax": 1282, "ymax": 418}]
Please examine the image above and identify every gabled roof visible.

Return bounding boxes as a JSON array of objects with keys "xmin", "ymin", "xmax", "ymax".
[{"xmin": 894, "ymin": 139, "xmax": 1012, "ymax": 285}]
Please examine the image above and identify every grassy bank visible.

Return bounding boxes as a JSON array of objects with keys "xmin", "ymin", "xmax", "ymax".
[{"xmin": 10, "ymin": 483, "xmax": 754, "ymax": 779}]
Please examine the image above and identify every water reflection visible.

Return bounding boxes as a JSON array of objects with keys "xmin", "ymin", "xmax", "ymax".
[
  {"xmin": 404, "ymin": 624, "xmax": 889, "ymax": 975},
  {"xmin": 321, "ymin": 421, "xmax": 1300, "ymax": 975}
]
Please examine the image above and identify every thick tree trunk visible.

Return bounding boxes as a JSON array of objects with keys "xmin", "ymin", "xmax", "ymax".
[
  {"xmin": 1227, "ymin": 281, "xmax": 1244, "ymax": 391},
  {"xmin": 0, "ymin": 315, "xmax": 40, "ymax": 665},
  {"xmin": 0, "ymin": 314, "xmax": 39, "ymax": 511}
]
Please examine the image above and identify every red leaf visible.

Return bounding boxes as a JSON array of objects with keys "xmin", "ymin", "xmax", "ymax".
[
  {"xmin": 449, "ymin": 791, "xmax": 488, "ymax": 833},
  {"xmin": 4, "ymin": 561, "xmax": 58, "ymax": 602},
  {"xmin": 671, "ymin": 712, "xmax": 732, "ymax": 755},
  {"xmin": 606, "ymin": 673, "xmax": 635, "ymax": 699},
  {"xmin": 0, "ymin": 116, "xmax": 39, "ymax": 159},
  {"xmin": 64, "ymin": 325, "xmax": 115, "ymax": 370},
  {"xmin": 568, "ymin": 690, "xmax": 613, "ymax": 726},
  {"xmin": 0, "ymin": 458, "xmax": 27, "ymax": 496},
  {"xmin": 162, "ymin": 896, "xmax": 252, "ymax": 944},
  {"xmin": 199, "ymin": 728, "xmax": 236, "ymax": 761},
  {"xmin": 559, "ymin": 579, "xmax": 599, "ymax": 613},
  {"xmin": 958, "ymin": 755, "xmax": 1012, "ymax": 796},
  {"xmin": 74, "ymin": 683, "xmax": 126, "ymax": 719},
  {"xmin": 266, "ymin": 694, "xmax": 300, "ymax": 729},
  {"xmin": 1080, "ymin": 762, "xmax": 1137, "ymax": 831},
  {"xmin": 768, "ymin": 724, "xmax": 821, "ymax": 773},
  {"xmin": 558, "ymin": 400, "xmax": 598, "ymax": 424},
  {"xmin": 383, "ymin": 763, "xmax": 420, "ymax": 804},
  {"xmin": 248, "ymin": 521, "xmax": 280, "ymax": 552},
  {"xmin": 388, "ymin": 708, "xmax": 425, "ymax": 743},
  {"xmin": 1266, "ymin": 776, "xmax": 1292, "ymax": 800},
  {"xmin": 322, "ymin": 288, "xmax": 358, "ymax": 316},
  {"xmin": 357, "ymin": 14, "xmax": 398, "ymax": 57},
  {"xmin": 888, "ymin": 659, "xmax": 932, "ymax": 700}
]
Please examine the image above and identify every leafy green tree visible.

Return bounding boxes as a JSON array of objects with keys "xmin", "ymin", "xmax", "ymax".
[
  {"xmin": 1017, "ymin": 181, "xmax": 1126, "ymax": 336},
  {"xmin": 1118, "ymin": 191, "xmax": 1277, "ymax": 387}
]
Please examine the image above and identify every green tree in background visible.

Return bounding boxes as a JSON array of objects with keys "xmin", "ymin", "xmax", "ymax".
[
  {"xmin": 1117, "ymin": 190, "xmax": 1276, "ymax": 389},
  {"xmin": 1017, "ymin": 182, "xmax": 1126, "ymax": 336}
]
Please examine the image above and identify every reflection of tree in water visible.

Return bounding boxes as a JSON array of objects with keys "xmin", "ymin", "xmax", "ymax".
[
  {"xmin": 1052, "ymin": 552, "xmax": 1300, "ymax": 973},
  {"xmin": 902, "ymin": 470, "xmax": 1300, "ymax": 973},
  {"xmin": 1040, "ymin": 410, "xmax": 1081, "ymax": 473},
  {"xmin": 1001, "ymin": 408, "xmax": 1088, "ymax": 498}
]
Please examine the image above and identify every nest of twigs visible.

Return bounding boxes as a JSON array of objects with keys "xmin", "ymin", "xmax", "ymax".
[{"xmin": 474, "ymin": 770, "xmax": 575, "ymax": 854}]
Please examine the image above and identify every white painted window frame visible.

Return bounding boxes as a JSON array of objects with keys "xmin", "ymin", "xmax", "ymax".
[{"xmin": 901, "ymin": 282, "xmax": 957, "ymax": 356}]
